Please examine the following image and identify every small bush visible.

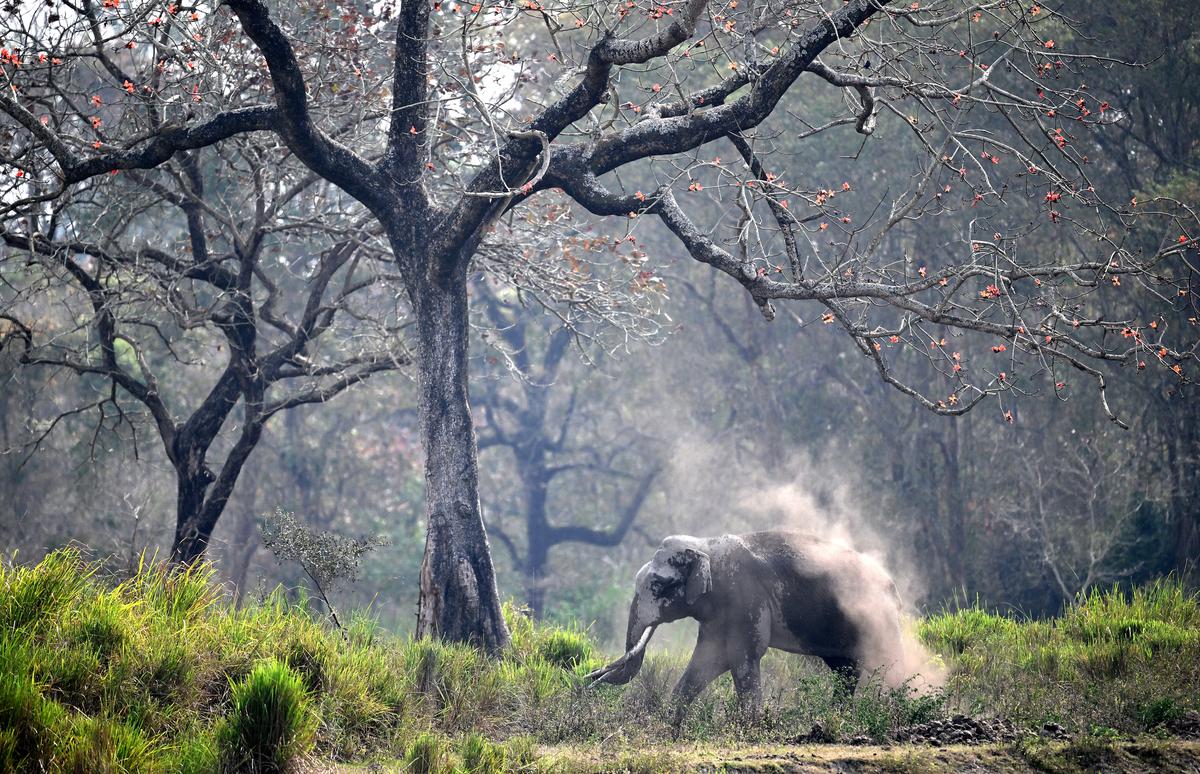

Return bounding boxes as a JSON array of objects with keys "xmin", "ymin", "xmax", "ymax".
[
  {"xmin": 219, "ymin": 659, "xmax": 317, "ymax": 773},
  {"xmin": 258, "ymin": 508, "xmax": 387, "ymax": 631},
  {"xmin": 1138, "ymin": 697, "xmax": 1183, "ymax": 728}
]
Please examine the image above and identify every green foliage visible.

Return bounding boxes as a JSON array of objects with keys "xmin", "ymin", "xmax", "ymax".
[
  {"xmin": 0, "ymin": 550, "xmax": 1196, "ymax": 771},
  {"xmin": 504, "ymin": 602, "xmax": 600, "ymax": 673},
  {"xmin": 219, "ymin": 659, "xmax": 317, "ymax": 773},
  {"xmin": 920, "ymin": 579, "xmax": 1200, "ymax": 732},
  {"xmin": 0, "ymin": 548, "xmax": 92, "ymax": 630},
  {"xmin": 175, "ymin": 733, "xmax": 220, "ymax": 774},
  {"xmin": 460, "ymin": 732, "xmax": 505, "ymax": 774},
  {"xmin": 0, "ymin": 550, "xmax": 610, "ymax": 771},
  {"xmin": 0, "ymin": 671, "xmax": 63, "ymax": 770},
  {"xmin": 56, "ymin": 714, "xmax": 158, "ymax": 774},
  {"xmin": 1137, "ymin": 697, "xmax": 1183, "ymax": 728},
  {"xmin": 404, "ymin": 732, "xmax": 455, "ymax": 774},
  {"xmin": 917, "ymin": 605, "xmax": 1021, "ymax": 655}
]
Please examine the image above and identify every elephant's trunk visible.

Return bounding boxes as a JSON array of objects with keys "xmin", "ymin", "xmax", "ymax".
[{"xmin": 585, "ymin": 599, "xmax": 657, "ymax": 686}]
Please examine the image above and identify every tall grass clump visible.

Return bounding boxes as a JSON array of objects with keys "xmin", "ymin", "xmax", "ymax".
[
  {"xmin": 0, "ymin": 548, "xmax": 91, "ymax": 631},
  {"xmin": 218, "ymin": 659, "xmax": 317, "ymax": 773},
  {"xmin": 0, "ymin": 671, "xmax": 63, "ymax": 770},
  {"xmin": 919, "ymin": 579, "xmax": 1200, "ymax": 733},
  {"xmin": 460, "ymin": 731, "xmax": 505, "ymax": 773},
  {"xmin": 404, "ymin": 732, "xmax": 455, "ymax": 774}
]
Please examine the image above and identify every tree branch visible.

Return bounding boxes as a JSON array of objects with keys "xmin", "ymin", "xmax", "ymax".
[{"xmin": 224, "ymin": 0, "xmax": 387, "ymax": 214}]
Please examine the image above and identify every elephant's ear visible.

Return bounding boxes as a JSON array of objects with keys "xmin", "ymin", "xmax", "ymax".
[{"xmin": 684, "ymin": 549, "xmax": 712, "ymax": 604}]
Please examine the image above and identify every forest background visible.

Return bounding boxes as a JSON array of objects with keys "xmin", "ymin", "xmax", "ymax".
[{"xmin": 0, "ymin": 0, "xmax": 1196, "ymax": 648}]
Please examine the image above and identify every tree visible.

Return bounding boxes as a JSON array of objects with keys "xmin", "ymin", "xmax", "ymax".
[
  {"xmin": 475, "ymin": 284, "xmax": 661, "ymax": 617},
  {"xmin": 1058, "ymin": 0, "xmax": 1200, "ymax": 577},
  {"xmin": 0, "ymin": 134, "xmax": 406, "ymax": 563},
  {"xmin": 1, "ymin": 0, "xmax": 1195, "ymax": 651}
]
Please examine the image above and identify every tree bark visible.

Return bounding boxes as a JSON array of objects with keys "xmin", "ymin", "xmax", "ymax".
[
  {"xmin": 171, "ymin": 468, "xmax": 217, "ymax": 564},
  {"xmin": 519, "ymin": 456, "xmax": 552, "ymax": 618},
  {"xmin": 170, "ymin": 429, "xmax": 219, "ymax": 566},
  {"xmin": 411, "ymin": 270, "xmax": 511, "ymax": 654},
  {"xmin": 169, "ymin": 400, "xmax": 264, "ymax": 564},
  {"xmin": 1169, "ymin": 429, "xmax": 1200, "ymax": 580}
]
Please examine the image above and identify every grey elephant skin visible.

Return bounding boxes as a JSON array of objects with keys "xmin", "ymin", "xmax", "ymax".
[{"xmin": 586, "ymin": 531, "xmax": 905, "ymax": 727}]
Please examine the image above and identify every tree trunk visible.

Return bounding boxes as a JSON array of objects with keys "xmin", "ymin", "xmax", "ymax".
[
  {"xmin": 940, "ymin": 419, "xmax": 966, "ymax": 588},
  {"xmin": 1169, "ymin": 430, "xmax": 1200, "ymax": 579},
  {"xmin": 171, "ymin": 463, "xmax": 216, "ymax": 564},
  {"xmin": 412, "ymin": 271, "xmax": 511, "ymax": 654},
  {"xmin": 521, "ymin": 459, "xmax": 551, "ymax": 618},
  {"xmin": 170, "ymin": 411, "xmax": 263, "ymax": 564}
]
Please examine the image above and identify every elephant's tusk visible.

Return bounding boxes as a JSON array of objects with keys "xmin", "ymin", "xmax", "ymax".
[{"xmin": 585, "ymin": 625, "xmax": 656, "ymax": 685}]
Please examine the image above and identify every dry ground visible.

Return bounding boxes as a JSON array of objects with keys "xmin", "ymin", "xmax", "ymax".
[{"xmin": 340, "ymin": 739, "xmax": 1200, "ymax": 773}]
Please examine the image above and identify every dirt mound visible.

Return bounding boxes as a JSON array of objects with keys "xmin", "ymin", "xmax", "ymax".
[
  {"xmin": 1167, "ymin": 710, "xmax": 1200, "ymax": 739},
  {"xmin": 890, "ymin": 714, "xmax": 1026, "ymax": 746}
]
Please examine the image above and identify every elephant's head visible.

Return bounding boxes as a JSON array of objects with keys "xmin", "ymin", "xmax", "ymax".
[{"xmin": 587, "ymin": 538, "xmax": 712, "ymax": 686}]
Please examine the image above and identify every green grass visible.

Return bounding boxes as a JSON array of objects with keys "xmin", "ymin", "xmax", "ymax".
[
  {"xmin": 919, "ymin": 579, "xmax": 1200, "ymax": 733},
  {"xmin": 0, "ymin": 549, "xmax": 606, "ymax": 772},
  {"xmin": 218, "ymin": 659, "xmax": 317, "ymax": 772},
  {"xmin": 0, "ymin": 550, "xmax": 1196, "ymax": 772}
]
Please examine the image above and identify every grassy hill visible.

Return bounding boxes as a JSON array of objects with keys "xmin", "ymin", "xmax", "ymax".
[{"xmin": 1, "ymin": 549, "xmax": 1197, "ymax": 772}]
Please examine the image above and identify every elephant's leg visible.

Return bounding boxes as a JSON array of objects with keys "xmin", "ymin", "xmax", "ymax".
[
  {"xmin": 730, "ymin": 656, "xmax": 763, "ymax": 719},
  {"xmin": 822, "ymin": 656, "xmax": 860, "ymax": 701},
  {"xmin": 731, "ymin": 605, "xmax": 769, "ymax": 719},
  {"xmin": 671, "ymin": 630, "xmax": 728, "ymax": 734}
]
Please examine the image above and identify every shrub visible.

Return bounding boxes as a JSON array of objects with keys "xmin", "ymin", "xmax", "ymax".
[
  {"xmin": 258, "ymin": 508, "xmax": 387, "ymax": 631},
  {"xmin": 1138, "ymin": 697, "xmax": 1183, "ymax": 729},
  {"xmin": 219, "ymin": 659, "xmax": 317, "ymax": 773}
]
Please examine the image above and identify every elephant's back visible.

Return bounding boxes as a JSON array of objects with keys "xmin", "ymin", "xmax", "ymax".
[{"xmin": 735, "ymin": 531, "xmax": 901, "ymax": 659}]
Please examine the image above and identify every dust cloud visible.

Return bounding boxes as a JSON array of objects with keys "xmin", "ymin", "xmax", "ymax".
[{"xmin": 648, "ymin": 435, "xmax": 946, "ymax": 691}]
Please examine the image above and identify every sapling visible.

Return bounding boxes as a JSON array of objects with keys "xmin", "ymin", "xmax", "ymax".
[{"xmin": 258, "ymin": 508, "xmax": 387, "ymax": 634}]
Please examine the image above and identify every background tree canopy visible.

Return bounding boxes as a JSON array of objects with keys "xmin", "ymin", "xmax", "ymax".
[{"xmin": 0, "ymin": 0, "xmax": 1197, "ymax": 648}]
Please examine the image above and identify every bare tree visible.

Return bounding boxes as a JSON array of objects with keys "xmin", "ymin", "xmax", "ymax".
[
  {"xmin": 0, "ymin": 135, "xmax": 407, "ymax": 563},
  {"xmin": 1003, "ymin": 431, "xmax": 1151, "ymax": 602},
  {"xmin": 1, "ymin": 0, "xmax": 1195, "ymax": 650},
  {"xmin": 475, "ymin": 284, "xmax": 661, "ymax": 617}
]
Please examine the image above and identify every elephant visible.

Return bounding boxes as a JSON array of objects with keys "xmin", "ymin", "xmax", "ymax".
[{"xmin": 585, "ymin": 531, "xmax": 906, "ymax": 728}]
